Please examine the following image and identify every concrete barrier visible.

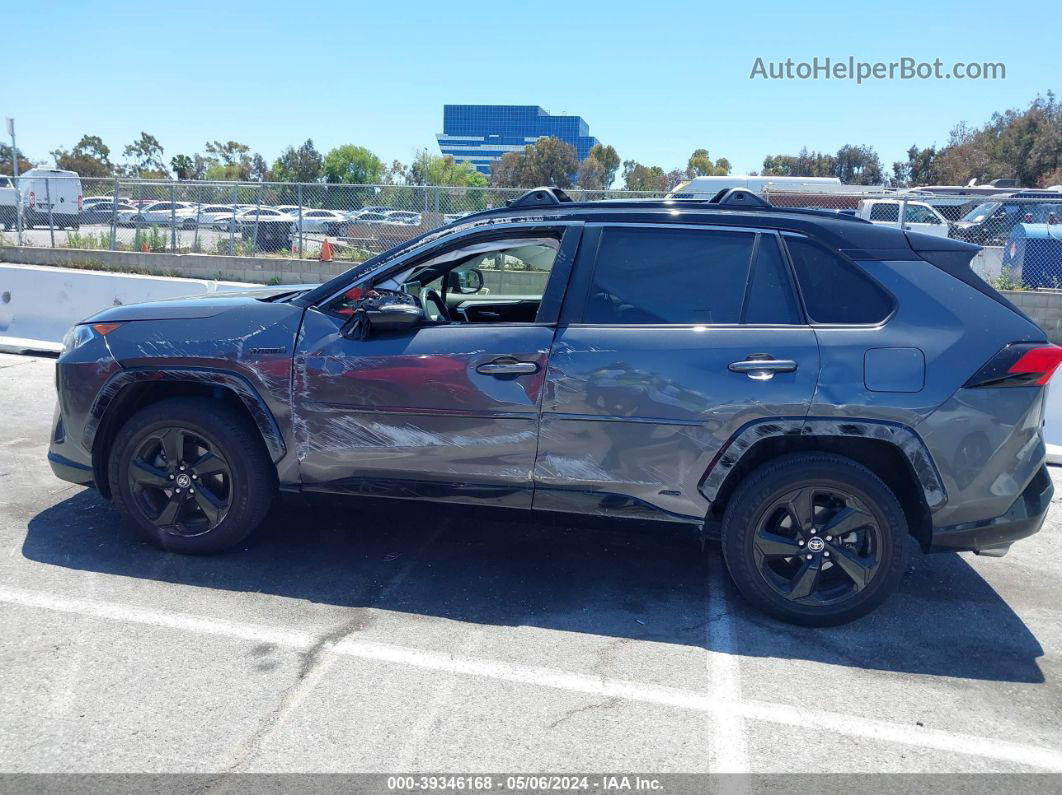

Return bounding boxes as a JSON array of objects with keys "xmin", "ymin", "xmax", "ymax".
[
  {"xmin": 0, "ymin": 264, "xmax": 252, "ymax": 354},
  {"xmin": 0, "ymin": 246, "xmax": 350, "ymax": 285}
]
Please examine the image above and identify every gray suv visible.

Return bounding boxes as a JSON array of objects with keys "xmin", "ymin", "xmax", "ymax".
[{"xmin": 48, "ymin": 188, "xmax": 1059, "ymax": 625}]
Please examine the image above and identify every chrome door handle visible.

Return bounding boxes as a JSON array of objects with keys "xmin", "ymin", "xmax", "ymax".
[
  {"xmin": 476, "ymin": 358, "xmax": 539, "ymax": 376},
  {"xmin": 729, "ymin": 357, "xmax": 798, "ymax": 381}
]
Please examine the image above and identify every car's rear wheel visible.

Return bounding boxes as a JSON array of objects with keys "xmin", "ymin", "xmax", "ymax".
[
  {"xmin": 108, "ymin": 397, "xmax": 276, "ymax": 554},
  {"xmin": 721, "ymin": 453, "xmax": 908, "ymax": 626}
]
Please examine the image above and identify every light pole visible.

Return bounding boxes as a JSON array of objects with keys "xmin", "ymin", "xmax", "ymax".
[{"xmin": 6, "ymin": 117, "xmax": 22, "ymax": 244}]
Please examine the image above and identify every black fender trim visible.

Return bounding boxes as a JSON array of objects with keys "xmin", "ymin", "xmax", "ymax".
[
  {"xmin": 85, "ymin": 367, "xmax": 287, "ymax": 464},
  {"xmin": 698, "ymin": 417, "xmax": 947, "ymax": 510}
]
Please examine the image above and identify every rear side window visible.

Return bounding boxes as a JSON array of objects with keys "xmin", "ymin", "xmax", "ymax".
[
  {"xmin": 584, "ymin": 227, "xmax": 755, "ymax": 324},
  {"xmin": 785, "ymin": 237, "xmax": 893, "ymax": 324},
  {"xmin": 869, "ymin": 203, "xmax": 898, "ymax": 222}
]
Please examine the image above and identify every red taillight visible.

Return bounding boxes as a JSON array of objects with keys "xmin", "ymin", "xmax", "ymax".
[
  {"xmin": 1007, "ymin": 345, "xmax": 1062, "ymax": 385},
  {"xmin": 966, "ymin": 343, "xmax": 1062, "ymax": 388}
]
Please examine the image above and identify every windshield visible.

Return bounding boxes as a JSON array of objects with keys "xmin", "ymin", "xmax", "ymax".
[{"xmin": 961, "ymin": 202, "xmax": 1001, "ymax": 222}]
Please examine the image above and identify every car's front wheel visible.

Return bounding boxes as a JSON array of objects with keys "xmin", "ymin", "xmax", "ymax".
[
  {"xmin": 108, "ymin": 397, "xmax": 276, "ymax": 553},
  {"xmin": 721, "ymin": 453, "xmax": 908, "ymax": 626}
]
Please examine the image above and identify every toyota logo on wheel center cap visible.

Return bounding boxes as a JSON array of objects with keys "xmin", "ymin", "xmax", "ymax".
[
  {"xmin": 807, "ymin": 537, "xmax": 825, "ymax": 552},
  {"xmin": 176, "ymin": 474, "xmax": 192, "ymax": 488}
]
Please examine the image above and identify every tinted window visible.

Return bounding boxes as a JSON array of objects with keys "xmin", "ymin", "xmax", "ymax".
[
  {"xmin": 744, "ymin": 236, "xmax": 802, "ymax": 324},
  {"xmin": 785, "ymin": 237, "xmax": 893, "ymax": 324},
  {"xmin": 906, "ymin": 205, "xmax": 940, "ymax": 223},
  {"xmin": 585, "ymin": 227, "xmax": 755, "ymax": 324},
  {"xmin": 869, "ymin": 203, "xmax": 898, "ymax": 222}
]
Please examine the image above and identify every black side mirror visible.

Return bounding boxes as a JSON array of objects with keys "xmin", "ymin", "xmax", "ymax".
[
  {"xmin": 340, "ymin": 291, "xmax": 424, "ymax": 340},
  {"xmin": 447, "ymin": 268, "xmax": 484, "ymax": 294}
]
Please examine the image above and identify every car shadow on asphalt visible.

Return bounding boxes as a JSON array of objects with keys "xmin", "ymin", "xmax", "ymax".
[{"xmin": 22, "ymin": 489, "xmax": 1044, "ymax": 684}]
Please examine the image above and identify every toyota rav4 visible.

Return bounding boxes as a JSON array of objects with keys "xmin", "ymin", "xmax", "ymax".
[{"xmin": 48, "ymin": 187, "xmax": 1059, "ymax": 625}]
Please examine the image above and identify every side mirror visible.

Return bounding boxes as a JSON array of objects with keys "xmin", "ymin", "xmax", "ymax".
[
  {"xmin": 340, "ymin": 293, "xmax": 424, "ymax": 340},
  {"xmin": 447, "ymin": 268, "xmax": 484, "ymax": 294}
]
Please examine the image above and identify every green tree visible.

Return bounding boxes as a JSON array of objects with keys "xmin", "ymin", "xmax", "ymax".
[
  {"xmin": 52, "ymin": 135, "xmax": 113, "ymax": 177},
  {"xmin": 170, "ymin": 154, "xmax": 194, "ymax": 180},
  {"xmin": 576, "ymin": 157, "xmax": 606, "ymax": 190},
  {"xmin": 202, "ymin": 140, "xmax": 258, "ymax": 181},
  {"xmin": 0, "ymin": 143, "xmax": 32, "ymax": 176},
  {"xmin": 891, "ymin": 145, "xmax": 939, "ymax": 187},
  {"xmin": 409, "ymin": 151, "xmax": 488, "ymax": 187},
  {"xmin": 686, "ymin": 148, "xmax": 730, "ymax": 177},
  {"xmin": 586, "ymin": 143, "xmax": 620, "ymax": 188},
  {"xmin": 271, "ymin": 139, "xmax": 324, "ymax": 184},
  {"xmin": 833, "ymin": 144, "xmax": 883, "ymax": 185},
  {"xmin": 490, "ymin": 137, "xmax": 578, "ymax": 188},
  {"xmin": 323, "ymin": 144, "xmax": 384, "ymax": 184},
  {"xmin": 122, "ymin": 132, "xmax": 167, "ymax": 177},
  {"xmin": 622, "ymin": 160, "xmax": 668, "ymax": 191}
]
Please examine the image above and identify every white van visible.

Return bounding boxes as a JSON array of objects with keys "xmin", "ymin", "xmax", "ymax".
[
  {"xmin": 857, "ymin": 198, "xmax": 951, "ymax": 238},
  {"xmin": 21, "ymin": 167, "xmax": 83, "ymax": 229},
  {"xmin": 668, "ymin": 175, "xmax": 884, "ymax": 199},
  {"xmin": 0, "ymin": 175, "xmax": 17, "ymax": 231}
]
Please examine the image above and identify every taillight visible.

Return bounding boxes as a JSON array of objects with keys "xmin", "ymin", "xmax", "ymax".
[{"xmin": 964, "ymin": 343, "xmax": 1062, "ymax": 388}]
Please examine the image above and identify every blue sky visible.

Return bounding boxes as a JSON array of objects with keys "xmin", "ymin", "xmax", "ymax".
[{"xmin": 2, "ymin": 0, "xmax": 1055, "ymax": 179}]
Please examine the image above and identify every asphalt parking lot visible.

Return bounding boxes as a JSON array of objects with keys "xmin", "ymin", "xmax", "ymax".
[{"xmin": 1, "ymin": 350, "xmax": 1062, "ymax": 779}]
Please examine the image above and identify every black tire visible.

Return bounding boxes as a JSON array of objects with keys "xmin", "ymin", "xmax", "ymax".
[
  {"xmin": 108, "ymin": 397, "xmax": 276, "ymax": 554},
  {"xmin": 721, "ymin": 453, "xmax": 908, "ymax": 626}
]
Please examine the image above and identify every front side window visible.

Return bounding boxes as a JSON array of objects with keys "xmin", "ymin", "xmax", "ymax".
[
  {"xmin": 905, "ymin": 205, "xmax": 940, "ymax": 223},
  {"xmin": 327, "ymin": 235, "xmax": 561, "ymax": 325},
  {"xmin": 583, "ymin": 227, "xmax": 799, "ymax": 325}
]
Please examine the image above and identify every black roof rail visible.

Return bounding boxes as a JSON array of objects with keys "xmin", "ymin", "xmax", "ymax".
[
  {"xmin": 506, "ymin": 187, "xmax": 573, "ymax": 209},
  {"xmin": 708, "ymin": 188, "xmax": 772, "ymax": 208}
]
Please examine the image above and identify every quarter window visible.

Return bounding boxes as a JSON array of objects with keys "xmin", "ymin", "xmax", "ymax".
[{"xmin": 785, "ymin": 237, "xmax": 893, "ymax": 324}]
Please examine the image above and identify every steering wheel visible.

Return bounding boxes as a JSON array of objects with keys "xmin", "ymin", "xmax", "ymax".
[{"xmin": 423, "ymin": 289, "xmax": 451, "ymax": 322}]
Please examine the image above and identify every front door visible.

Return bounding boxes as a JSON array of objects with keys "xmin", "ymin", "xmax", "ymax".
[
  {"xmin": 533, "ymin": 223, "xmax": 820, "ymax": 521},
  {"xmin": 292, "ymin": 225, "xmax": 580, "ymax": 508}
]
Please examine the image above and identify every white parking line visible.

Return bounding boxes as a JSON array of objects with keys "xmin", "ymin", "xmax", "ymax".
[
  {"xmin": 704, "ymin": 555, "xmax": 749, "ymax": 775},
  {"xmin": 3, "ymin": 583, "xmax": 1061, "ymax": 772}
]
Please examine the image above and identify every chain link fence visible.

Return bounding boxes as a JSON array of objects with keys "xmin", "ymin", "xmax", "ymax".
[
  {"xmin": 3, "ymin": 176, "xmax": 1061, "ymax": 288},
  {"xmin": 0, "ymin": 176, "xmax": 664, "ymax": 262},
  {"xmin": 761, "ymin": 187, "xmax": 1062, "ymax": 289}
]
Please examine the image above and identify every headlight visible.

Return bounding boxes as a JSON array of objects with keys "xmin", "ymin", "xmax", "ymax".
[{"xmin": 61, "ymin": 322, "xmax": 123, "ymax": 354}]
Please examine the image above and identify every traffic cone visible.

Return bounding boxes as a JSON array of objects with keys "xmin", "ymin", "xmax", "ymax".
[
  {"xmin": 319, "ymin": 238, "xmax": 333, "ymax": 262},
  {"xmin": 140, "ymin": 243, "xmax": 149, "ymax": 252}
]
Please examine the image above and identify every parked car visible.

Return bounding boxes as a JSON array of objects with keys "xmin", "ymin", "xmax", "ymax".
[
  {"xmin": 349, "ymin": 211, "xmax": 397, "ymax": 225},
  {"xmin": 231, "ymin": 207, "xmax": 296, "ymax": 235},
  {"xmin": 290, "ymin": 209, "xmax": 348, "ymax": 233},
  {"xmin": 386, "ymin": 211, "xmax": 422, "ymax": 226},
  {"xmin": 126, "ymin": 201, "xmax": 202, "ymax": 229},
  {"xmin": 183, "ymin": 205, "xmax": 241, "ymax": 230},
  {"xmin": 49, "ymin": 187, "xmax": 1058, "ymax": 626},
  {"xmin": 80, "ymin": 201, "xmax": 137, "ymax": 224},
  {"xmin": 21, "ymin": 167, "xmax": 83, "ymax": 229},
  {"xmin": 951, "ymin": 193, "xmax": 1062, "ymax": 246},
  {"xmin": 857, "ymin": 199, "xmax": 951, "ymax": 237}
]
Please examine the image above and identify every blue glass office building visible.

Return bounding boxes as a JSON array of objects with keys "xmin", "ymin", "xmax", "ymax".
[{"xmin": 436, "ymin": 105, "xmax": 599, "ymax": 176}]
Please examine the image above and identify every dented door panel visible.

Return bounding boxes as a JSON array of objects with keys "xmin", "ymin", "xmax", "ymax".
[
  {"xmin": 292, "ymin": 308, "xmax": 553, "ymax": 507},
  {"xmin": 534, "ymin": 326, "xmax": 820, "ymax": 520}
]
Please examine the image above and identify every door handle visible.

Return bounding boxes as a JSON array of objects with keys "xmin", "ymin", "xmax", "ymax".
[
  {"xmin": 476, "ymin": 358, "xmax": 540, "ymax": 376},
  {"xmin": 729, "ymin": 357, "xmax": 798, "ymax": 381}
]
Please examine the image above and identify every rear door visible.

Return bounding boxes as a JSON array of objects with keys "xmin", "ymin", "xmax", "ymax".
[{"xmin": 533, "ymin": 223, "xmax": 820, "ymax": 522}]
